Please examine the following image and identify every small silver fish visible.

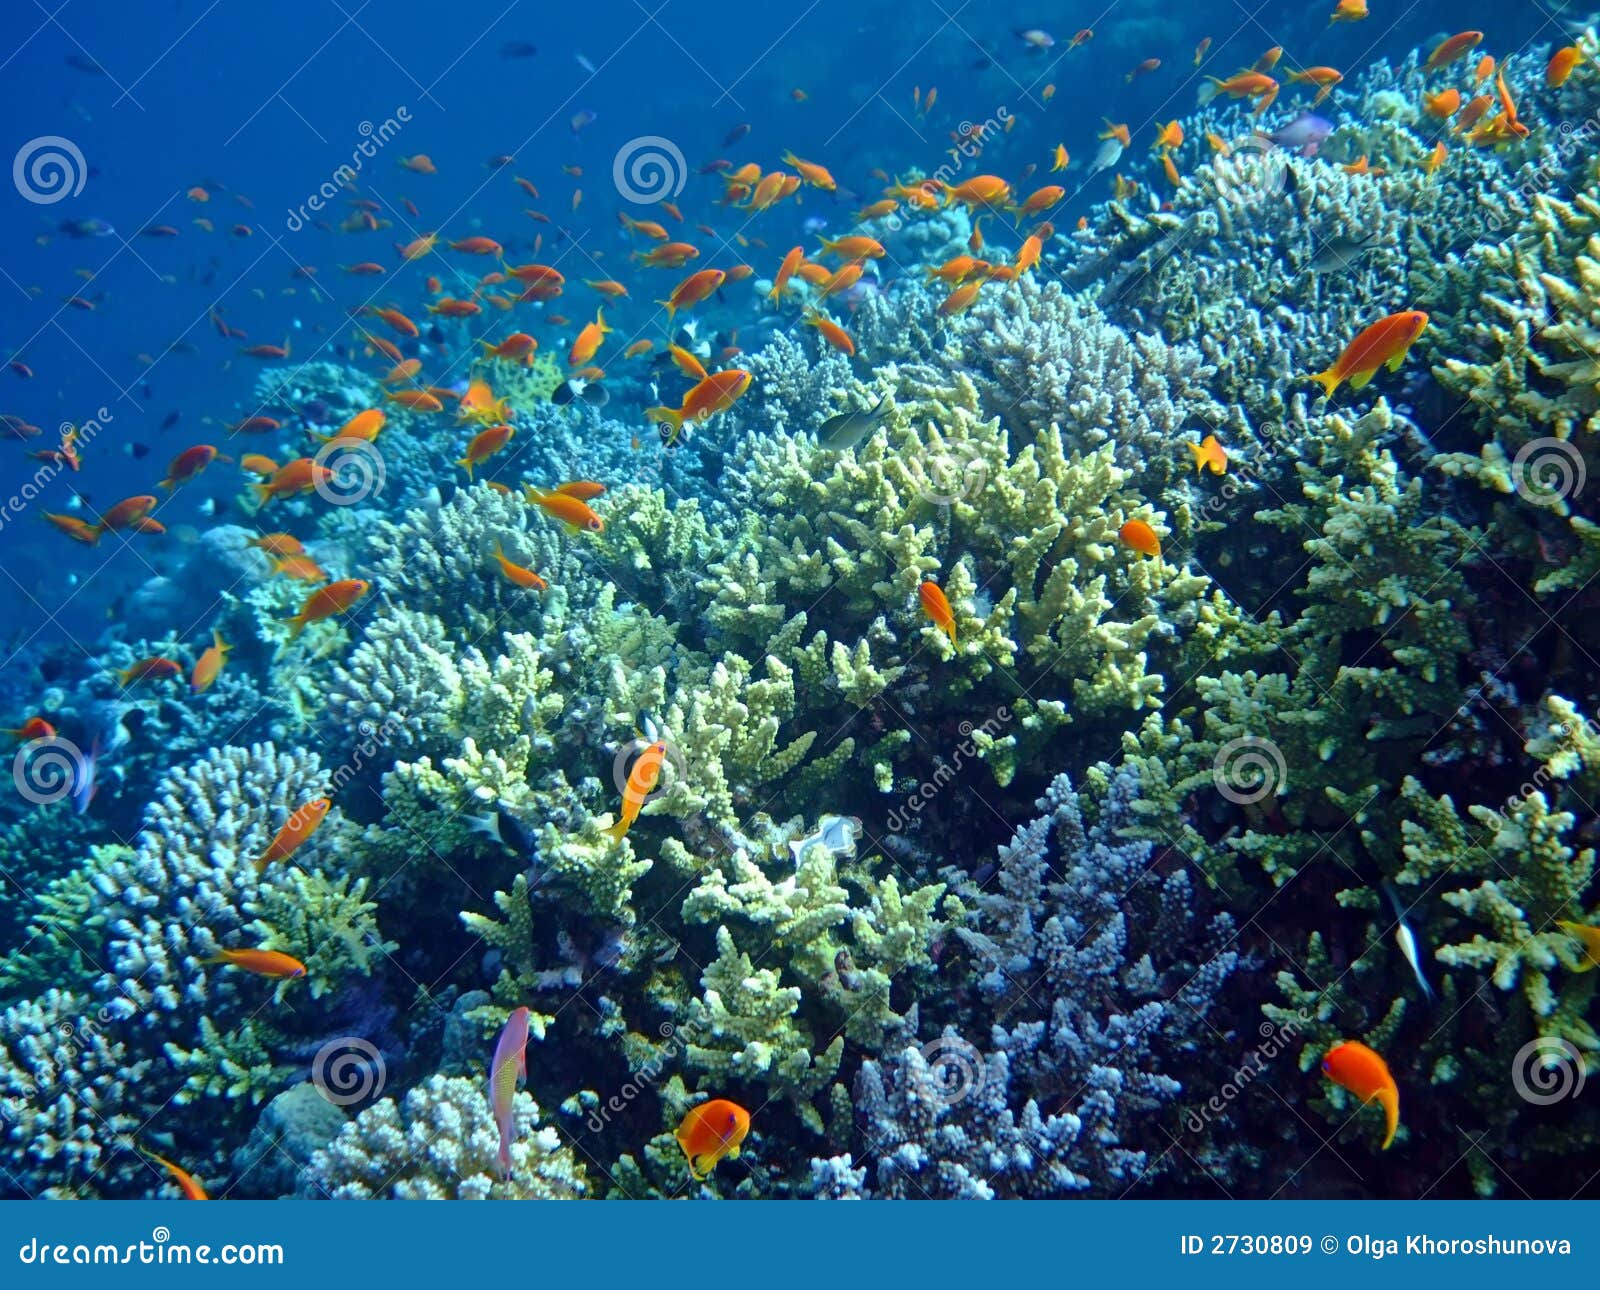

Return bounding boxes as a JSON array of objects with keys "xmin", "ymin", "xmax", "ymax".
[
  {"xmin": 1383, "ymin": 882, "xmax": 1435, "ymax": 1003},
  {"xmin": 818, "ymin": 395, "xmax": 887, "ymax": 451},
  {"xmin": 1090, "ymin": 137, "xmax": 1124, "ymax": 176}
]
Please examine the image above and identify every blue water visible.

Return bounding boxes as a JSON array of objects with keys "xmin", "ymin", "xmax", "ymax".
[{"xmin": 0, "ymin": 0, "xmax": 1560, "ymax": 648}]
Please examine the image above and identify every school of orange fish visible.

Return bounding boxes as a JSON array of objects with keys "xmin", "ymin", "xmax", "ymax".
[{"xmin": 6, "ymin": 11, "xmax": 1599, "ymax": 1193}]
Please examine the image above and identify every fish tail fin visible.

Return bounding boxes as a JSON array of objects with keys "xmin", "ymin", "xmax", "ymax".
[
  {"xmin": 1187, "ymin": 442, "xmax": 1206, "ymax": 472},
  {"xmin": 1308, "ymin": 367, "xmax": 1341, "ymax": 399},
  {"xmin": 602, "ymin": 817, "xmax": 629, "ymax": 843},
  {"xmin": 1377, "ymin": 1086, "xmax": 1399, "ymax": 1150},
  {"xmin": 1197, "ymin": 79, "xmax": 1220, "ymax": 105},
  {"xmin": 213, "ymin": 629, "xmax": 229, "ymax": 653},
  {"xmin": 283, "ymin": 615, "xmax": 305, "ymax": 641},
  {"xmin": 456, "ymin": 456, "xmax": 475, "ymax": 479},
  {"xmin": 645, "ymin": 406, "xmax": 683, "ymax": 436},
  {"xmin": 596, "ymin": 306, "xmax": 610, "ymax": 334},
  {"xmin": 251, "ymin": 482, "xmax": 273, "ymax": 505},
  {"xmin": 157, "ymin": 477, "xmax": 175, "ymax": 491}
]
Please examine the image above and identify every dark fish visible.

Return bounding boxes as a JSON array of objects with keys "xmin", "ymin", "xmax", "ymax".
[
  {"xmin": 723, "ymin": 123, "xmax": 751, "ymax": 146},
  {"xmin": 57, "ymin": 217, "xmax": 115, "ymax": 239},
  {"xmin": 65, "ymin": 52, "xmax": 105, "ymax": 74},
  {"xmin": 818, "ymin": 394, "xmax": 888, "ymax": 450},
  {"xmin": 127, "ymin": 442, "xmax": 150, "ymax": 459},
  {"xmin": 465, "ymin": 806, "xmax": 537, "ymax": 854},
  {"xmin": 500, "ymin": 40, "xmax": 537, "ymax": 58},
  {"xmin": 1309, "ymin": 230, "xmax": 1379, "ymax": 274}
]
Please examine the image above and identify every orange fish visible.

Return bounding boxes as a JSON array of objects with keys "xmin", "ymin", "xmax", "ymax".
[
  {"xmin": 317, "ymin": 408, "xmax": 385, "ymax": 444},
  {"xmin": 815, "ymin": 235, "xmax": 885, "ymax": 262},
  {"xmin": 584, "ymin": 278, "xmax": 630, "ymax": 299},
  {"xmin": 633, "ymin": 242, "xmax": 701, "ymax": 269},
  {"xmin": 450, "ymin": 235, "xmax": 501, "ymax": 255},
  {"xmin": 1549, "ymin": 45, "xmax": 1585, "ymax": 89},
  {"xmin": 1187, "ymin": 435, "xmax": 1227, "ymax": 475},
  {"xmin": 1118, "ymin": 519, "xmax": 1161, "ymax": 558},
  {"xmin": 1288, "ymin": 66, "xmax": 1343, "ymax": 105},
  {"xmin": 524, "ymin": 487, "xmax": 605, "ymax": 533},
  {"xmin": 669, "ymin": 345, "xmax": 709, "ymax": 380},
  {"xmin": 140, "ymin": 1150, "xmax": 209, "ymax": 1200},
  {"xmin": 943, "ymin": 175, "xmax": 1011, "ymax": 209},
  {"xmin": 624, "ymin": 339, "xmax": 655, "ymax": 359},
  {"xmin": 1153, "ymin": 121, "xmax": 1185, "ymax": 152},
  {"xmin": 555, "ymin": 480, "xmax": 606, "ymax": 500},
  {"xmin": 1201, "ymin": 72, "xmax": 1279, "ymax": 113},
  {"xmin": 2, "ymin": 716, "xmax": 57, "ymax": 741},
  {"xmin": 399, "ymin": 154, "xmax": 436, "ymax": 174},
  {"xmin": 480, "ymin": 333, "xmax": 539, "ymax": 364},
  {"xmin": 1425, "ymin": 88, "xmax": 1462, "ymax": 119},
  {"xmin": 458, "ymin": 424, "xmax": 514, "ymax": 479},
  {"xmin": 490, "ymin": 540, "xmax": 548, "ymax": 590},
  {"xmin": 96, "ymin": 495, "xmax": 160, "ymax": 532},
  {"xmin": 782, "ymin": 151, "xmax": 836, "ymax": 190},
  {"xmin": 644, "ymin": 369, "xmax": 753, "ymax": 444},
  {"xmin": 1425, "ymin": 31, "xmax": 1483, "ymax": 71},
  {"xmin": 768, "ymin": 248, "xmax": 806, "ymax": 300},
  {"xmin": 1473, "ymin": 53, "xmax": 1496, "ymax": 86},
  {"xmin": 659, "ymin": 268, "xmax": 725, "ymax": 321},
  {"xmin": 1329, "ymin": 0, "xmax": 1367, "ymax": 21},
  {"xmin": 254, "ymin": 457, "xmax": 334, "ymax": 507},
  {"xmin": 1126, "ymin": 57, "xmax": 1161, "ymax": 82},
  {"xmin": 568, "ymin": 308, "xmax": 612, "ymax": 367},
  {"xmin": 675, "ymin": 1099, "xmax": 751, "ymax": 1180},
  {"xmin": 805, "ymin": 312, "xmax": 855, "ymax": 356},
  {"xmin": 117, "ymin": 656, "xmax": 183, "ymax": 687},
  {"xmin": 1453, "ymin": 94, "xmax": 1496, "ymax": 132},
  {"xmin": 159, "ymin": 444, "xmax": 225, "ymax": 490},
  {"xmin": 1322, "ymin": 1040, "xmax": 1399, "ymax": 1149},
  {"xmin": 203, "ymin": 947, "xmax": 307, "ymax": 979},
  {"xmin": 189, "ymin": 630, "xmax": 231, "ymax": 695},
  {"xmin": 1310, "ymin": 311, "xmax": 1429, "ymax": 398},
  {"xmin": 284, "ymin": 580, "xmax": 369, "ymax": 640},
  {"xmin": 248, "ymin": 532, "xmax": 305, "ymax": 558},
  {"xmin": 269, "ymin": 554, "xmax": 329, "ymax": 583},
  {"xmin": 254, "ymin": 797, "xmax": 332, "ymax": 869},
  {"xmin": 457, "ymin": 377, "xmax": 511, "ymax": 426},
  {"xmin": 1014, "ymin": 185, "xmax": 1065, "ymax": 218},
  {"xmin": 1099, "ymin": 120, "xmax": 1132, "ymax": 147},
  {"xmin": 605, "ymin": 740, "xmax": 667, "ymax": 841},
  {"xmin": 1424, "ymin": 141, "xmax": 1449, "ymax": 175},
  {"xmin": 818, "ymin": 263, "xmax": 863, "ymax": 300},
  {"xmin": 231, "ymin": 416, "xmax": 282, "ymax": 436},
  {"xmin": 919, "ymin": 580, "xmax": 956, "ymax": 645},
  {"xmin": 371, "ymin": 306, "xmax": 419, "ymax": 339},
  {"xmin": 938, "ymin": 281, "xmax": 983, "ymax": 317}
]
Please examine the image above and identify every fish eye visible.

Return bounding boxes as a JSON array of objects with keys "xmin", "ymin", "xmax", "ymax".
[{"xmin": 588, "ymin": 518, "xmax": 602, "ymax": 531}]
